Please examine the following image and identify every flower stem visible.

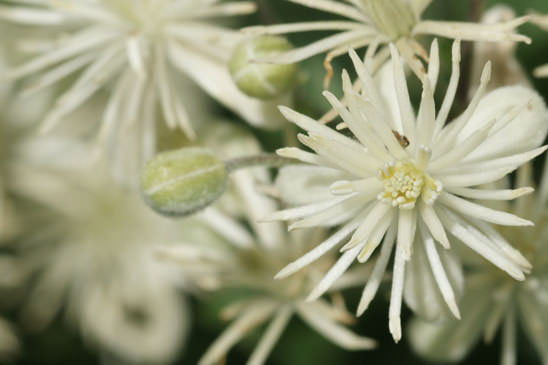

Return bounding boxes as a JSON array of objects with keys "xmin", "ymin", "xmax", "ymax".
[{"xmin": 225, "ymin": 154, "xmax": 300, "ymax": 173}]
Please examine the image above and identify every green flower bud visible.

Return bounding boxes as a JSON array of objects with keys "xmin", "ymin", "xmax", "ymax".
[
  {"xmin": 229, "ymin": 36, "xmax": 298, "ymax": 100},
  {"xmin": 141, "ymin": 147, "xmax": 227, "ymax": 217}
]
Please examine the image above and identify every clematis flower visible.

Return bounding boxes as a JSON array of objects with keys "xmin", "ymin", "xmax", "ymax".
[
  {"xmin": 9, "ymin": 137, "xmax": 189, "ymax": 364},
  {"xmin": 408, "ymin": 163, "xmax": 548, "ymax": 365},
  {"xmin": 0, "ymin": 0, "xmax": 284, "ymax": 168},
  {"xmin": 154, "ymin": 124, "xmax": 376, "ymax": 364},
  {"xmin": 243, "ymin": 0, "xmax": 530, "ymax": 79},
  {"xmin": 270, "ymin": 40, "xmax": 548, "ymax": 341}
]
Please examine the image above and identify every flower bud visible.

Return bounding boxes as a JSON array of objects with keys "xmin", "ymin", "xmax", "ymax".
[
  {"xmin": 229, "ymin": 36, "xmax": 298, "ymax": 100},
  {"xmin": 141, "ymin": 147, "xmax": 227, "ymax": 216}
]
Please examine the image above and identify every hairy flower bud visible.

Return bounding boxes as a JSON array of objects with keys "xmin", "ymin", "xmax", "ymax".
[
  {"xmin": 229, "ymin": 36, "xmax": 298, "ymax": 100},
  {"xmin": 141, "ymin": 147, "xmax": 227, "ymax": 217}
]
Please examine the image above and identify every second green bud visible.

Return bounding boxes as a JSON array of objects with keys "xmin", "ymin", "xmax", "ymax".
[{"xmin": 230, "ymin": 35, "xmax": 298, "ymax": 100}]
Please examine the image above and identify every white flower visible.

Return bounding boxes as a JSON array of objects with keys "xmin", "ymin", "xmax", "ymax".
[
  {"xmin": 270, "ymin": 40, "xmax": 548, "ymax": 342},
  {"xmin": 530, "ymin": 13, "xmax": 548, "ymax": 77},
  {"xmin": 408, "ymin": 163, "xmax": 548, "ymax": 365},
  {"xmin": 0, "ymin": 0, "xmax": 283, "ymax": 163},
  {"xmin": 9, "ymin": 137, "xmax": 189, "ymax": 364},
  {"xmin": 243, "ymin": 0, "xmax": 530, "ymax": 78},
  {"xmin": 155, "ymin": 129, "xmax": 376, "ymax": 364}
]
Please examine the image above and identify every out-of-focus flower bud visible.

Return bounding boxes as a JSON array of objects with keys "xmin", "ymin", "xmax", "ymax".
[
  {"xmin": 229, "ymin": 36, "xmax": 298, "ymax": 100},
  {"xmin": 141, "ymin": 147, "xmax": 227, "ymax": 217}
]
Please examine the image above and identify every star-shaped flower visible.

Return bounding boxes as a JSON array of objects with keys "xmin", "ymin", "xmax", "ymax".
[
  {"xmin": 9, "ymin": 137, "xmax": 189, "ymax": 364},
  {"xmin": 244, "ymin": 0, "xmax": 530, "ymax": 78},
  {"xmin": 0, "ymin": 0, "xmax": 283, "ymax": 172},
  {"xmin": 270, "ymin": 40, "xmax": 548, "ymax": 341}
]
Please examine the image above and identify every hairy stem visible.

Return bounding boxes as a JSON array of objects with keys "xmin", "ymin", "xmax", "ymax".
[{"xmin": 225, "ymin": 154, "xmax": 301, "ymax": 173}]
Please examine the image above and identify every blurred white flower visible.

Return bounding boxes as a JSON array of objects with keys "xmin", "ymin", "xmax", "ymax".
[
  {"xmin": 244, "ymin": 0, "xmax": 530, "ymax": 78},
  {"xmin": 9, "ymin": 137, "xmax": 189, "ymax": 364},
  {"xmin": 530, "ymin": 13, "xmax": 548, "ymax": 77},
  {"xmin": 0, "ymin": 0, "xmax": 284, "ymax": 162},
  {"xmin": 270, "ymin": 40, "xmax": 548, "ymax": 341},
  {"xmin": 156, "ymin": 125, "xmax": 376, "ymax": 364},
  {"xmin": 408, "ymin": 163, "xmax": 548, "ymax": 365}
]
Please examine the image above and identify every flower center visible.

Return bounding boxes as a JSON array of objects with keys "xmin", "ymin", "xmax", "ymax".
[
  {"xmin": 360, "ymin": 0, "xmax": 416, "ymax": 40},
  {"xmin": 377, "ymin": 160, "xmax": 442, "ymax": 209}
]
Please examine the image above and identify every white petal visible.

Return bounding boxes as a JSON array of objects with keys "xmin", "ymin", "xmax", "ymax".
[
  {"xmin": 248, "ymin": 306, "xmax": 293, "ymax": 365},
  {"xmin": 306, "ymin": 243, "xmax": 364, "ymax": 301},
  {"xmin": 199, "ymin": 302, "xmax": 276, "ymax": 365},
  {"xmin": 439, "ymin": 193, "xmax": 533, "ymax": 227},
  {"xmin": 275, "ymin": 214, "xmax": 364, "ymax": 279},
  {"xmin": 389, "ymin": 238, "xmax": 407, "ymax": 343},
  {"xmin": 357, "ymin": 223, "xmax": 397, "ymax": 315},
  {"xmin": 296, "ymin": 303, "xmax": 377, "ymax": 350}
]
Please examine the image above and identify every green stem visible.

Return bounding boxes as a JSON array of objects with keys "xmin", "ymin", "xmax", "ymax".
[{"xmin": 224, "ymin": 154, "xmax": 301, "ymax": 173}]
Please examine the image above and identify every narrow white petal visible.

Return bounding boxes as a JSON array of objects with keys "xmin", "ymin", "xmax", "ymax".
[
  {"xmin": 306, "ymin": 243, "xmax": 363, "ymax": 301},
  {"xmin": 296, "ymin": 303, "xmax": 377, "ymax": 350},
  {"xmin": 199, "ymin": 302, "xmax": 276, "ymax": 365},
  {"xmin": 414, "ymin": 18, "xmax": 532, "ymax": 44},
  {"xmin": 322, "ymin": 90, "xmax": 390, "ymax": 162},
  {"xmin": 7, "ymin": 26, "xmax": 116, "ymax": 79},
  {"xmin": 437, "ymin": 167, "xmax": 514, "ymax": 188},
  {"xmin": 419, "ymin": 201, "xmax": 450, "ymax": 248},
  {"xmin": 265, "ymin": 195, "xmax": 354, "ymax": 222},
  {"xmin": 436, "ymin": 208, "xmax": 525, "ymax": 280},
  {"xmin": 397, "ymin": 208, "xmax": 417, "ymax": 261},
  {"xmin": 389, "ymin": 239, "xmax": 407, "ymax": 343},
  {"xmin": 330, "ymin": 178, "xmax": 383, "ymax": 196},
  {"xmin": 472, "ymin": 220, "xmax": 532, "ymax": 271},
  {"xmin": 389, "ymin": 44, "xmax": 416, "ymax": 149},
  {"xmin": 126, "ymin": 36, "xmax": 146, "ymax": 78},
  {"xmin": 434, "ymin": 40, "xmax": 461, "ymax": 133},
  {"xmin": 427, "ymin": 39, "xmax": 440, "ymax": 91},
  {"xmin": 439, "ymin": 193, "xmax": 533, "ymax": 226},
  {"xmin": 278, "ymin": 106, "xmax": 364, "ymax": 149},
  {"xmin": 289, "ymin": 196, "xmax": 366, "ymax": 230},
  {"xmin": 357, "ymin": 224, "xmax": 397, "ymax": 315},
  {"xmin": 0, "ymin": 5, "xmax": 67, "ymax": 24},
  {"xmin": 242, "ymin": 21, "xmax": 364, "ymax": 35},
  {"xmin": 248, "ymin": 306, "xmax": 293, "ymax": 365},
  {"xmin": 448, "ymin": 187, "xmax": 534, "ymax": 201},
  {"xmin": 275, "ymin": 214, "xmax": 364, "ymax": 279},
  {"xmin": 420, "ymin": 224, "xmax": 460, "ymax": 319},
  {"xmin": 416, "ymin": 79, "xmax": 436, "ymax": 146},
  {"xmin": 257, "ymin": 30, "xmax": 372, "ymax": 64},
  {"xmin": 357, "ymin": 212, "xmax": 394, "ymax": 263},
  {"xmin": 435, "ymin": 61, "xmax": 492, "ymax": 155},
  {"xmin": 344, "ymin": 202, "xmax": 393, "ymax": 250},
  {"xmin": 198, "ymin": 208, "xmax": 255, "ymax": 249},
  {"xmin": 298, "ymin": 134, "xmax": 380, "ymax": 176},
  {"xmin": 501, "ymin": 310, "xmax": 517, "ymax": 365},
  {"xmin": 429, "ymin": 119, "xmax": 496, "ymax": 170},
  {"xmin": 276, "ymin": 147, "xmax": 331, "ymax": 166},
  {"xmin": 287, "ymin": 0, "xmax": 368, "ymax": 22}
]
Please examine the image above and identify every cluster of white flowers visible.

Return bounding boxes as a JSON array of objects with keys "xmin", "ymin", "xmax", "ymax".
[{"xmin": 2, "ymin": 1, "xmax": 548, "ymax": 364}]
